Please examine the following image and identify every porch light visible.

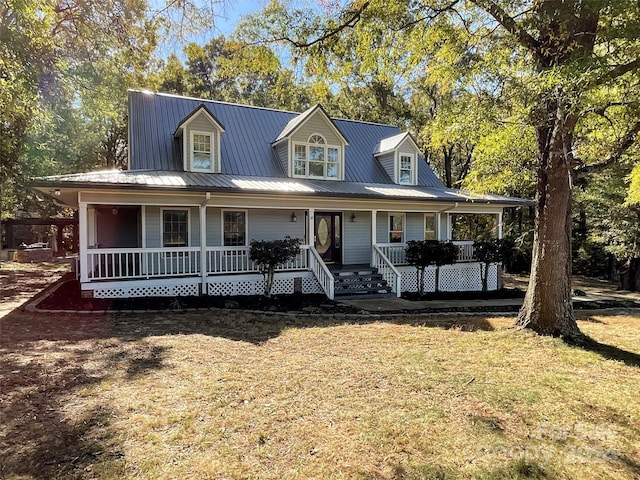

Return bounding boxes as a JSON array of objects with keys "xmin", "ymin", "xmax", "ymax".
[
  {"xmin": 291, "ymin": 212, "xmax": 297, "ymax": 222},
  {"xmin": 53, "ymin": 189, "xmax": 61, "ymax": 196},
  {"xmin": 351, "ymin": 213, "xmax": 357, "ymax": 223},
  {"xmin": 112, "ymin": 207, "xmax": 119, "ymax": 216}
]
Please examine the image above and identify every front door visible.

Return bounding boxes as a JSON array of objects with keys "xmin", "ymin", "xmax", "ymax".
[{"xmin": 315, "ymin": 212, "xmax": 342, "ymax": 264}]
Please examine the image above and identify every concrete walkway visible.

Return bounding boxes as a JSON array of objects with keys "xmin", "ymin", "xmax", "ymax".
[{"xmin": 339, "ymin": 274, "xmax": 640, "ymax": 313}]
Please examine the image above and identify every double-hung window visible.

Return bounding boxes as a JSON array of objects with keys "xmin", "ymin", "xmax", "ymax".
[
  {"xmin": 399, "ymin": 154, "xmax": 415, "ymax": 185},
  {"xmin": 163, "ymin": 209, "xmax": 189, "ymax": 247},
  {"xmin": 389, "ymin": 214, "xmax": 405, "ymax": 243},
  {"xmin": 293, "ymin": 134, "xmax": 340, "ymax": 179},
  {"xmin": 223, "ymin": 210, "xmax": 247, "ymax": 246},
  {"xmin": 191, "ymin": 131, "xmax": 214, "ymax": 172},
  {"xmin": 425, "ymin": 213, "xmax": 437, "ymax": 240}
]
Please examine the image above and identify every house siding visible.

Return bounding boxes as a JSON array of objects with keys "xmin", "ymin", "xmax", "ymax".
[
  {"xmin": 248, "ymin": 209, "xmax": 306, "ymax": 243},
  {"xmin": 343, "ymin": 211, "xmax": 371, "ymax": 264},
  {"xmin": 206, "ymin": 208, "xmax": 222, "ymax": 246},
  {"xmin": 377, "ymin": 152, "xmax": 395, "ymax": 183},
  {"xmin": 146, "ymin": 206, "xmax": 200, "ymax": 247},
  {"xmin": 405, "ymin": 212, "xmax": 424, "ymax": 242},
  {"xmin": 290, "ymin": 112, "xmax": 343, "ymax": 147},
  {"xmin": 274, "ymin": 141, "xmax": 289, "ymax": 176}
]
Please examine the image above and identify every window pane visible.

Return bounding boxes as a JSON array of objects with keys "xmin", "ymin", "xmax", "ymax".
[
  {"xmin": 327, "ymin": 162, "xmax": 338, "ymax": 178},
  {"xmin": 309, "ymin": 161, "xmax": 324, "ymax": 177},
  {"xmin": 163, "ymin": 210, "xmax": 188, "ymax": 247},
  {"xmin": 425, "ymin": 214, "xmax": 436, "ymax": 240},
  {"xmin": 328, "ymin": 148, "xmax": 338, "ymax": 162},
  {"xmin": 309, "ymin": 134, "xmax": 325, "ymax": 144},
  {"xmin": 194, "ymin": 134, "xmax": 211, "ymax": 151},
  {"xmin": 294, "ymin": 160, "xmax": 306, "ymax": 175},
  {"xmin": 223, "ymin": 211, "xmax": 246, "ymax": 246},
  {"xmin": 390, "ymin": 215, "xmax": 403, "ymax": 232},
  {"xmin": 309, "ymin": 145, "xmax": 324, "ymax": 162},
  {"xmin": 399, "ymin": 170, "xmax": 411, "ymax": 184},
  {"xmin": 400, "ymin": 156, "xmax": 412, "ymax": 169},
  {"xmin": 193, "ymin": 152, "xmax": 211, "ymax": 169},
  {"xmin": 295, "ymin": 144, "xmax": 306, "ymax": 160}
]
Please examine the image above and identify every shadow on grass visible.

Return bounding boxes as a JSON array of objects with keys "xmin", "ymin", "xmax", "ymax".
[
  {"xmin": 566, "ymin": 335, "xmax": 640, "ymax": 368},
  {"xmin": 364, "ymin": 459, "xmax": 549, "ymax": 479},
  {"xmin": 0, "ymin": 335, "xmax": 168, "ymax": 478}
]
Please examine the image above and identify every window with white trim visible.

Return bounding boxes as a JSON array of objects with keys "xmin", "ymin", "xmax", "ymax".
[
  {"xmin": 163, "ymin": 209, "xmax": 189, "ymax": 247},
  {"xmin": 223, "ymin": 210, "xmax": 247, "ymax": 246},
  {"xmin": 389, "ymin": 214, "xmax": 405, "ymax": 243},
  {"xmin": 293, "ymin": 134, "xmax": 340, "ymax": 179},
  {"xmin": 190, "ymin": 131, "xmax": 216, "ymax": 172},
  {"xmin": 425, "ymin": 213, "xmax": 437, "ymax": 240},
  {"xmin": 399, "ymin": 153, "xmax": 415, "ymax": 185}
]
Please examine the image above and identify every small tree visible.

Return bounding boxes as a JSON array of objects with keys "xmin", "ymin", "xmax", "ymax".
[
  {"xmin": 474, "ymin": 239, "xmax": 509, "ymax": 293},
  {"xmin": 249, "ymin": 236, "xmax": 301, "ymax": 297},
  {"xmin": 405, "ymin": 240, "xmax": 458, "ymax": 295}
]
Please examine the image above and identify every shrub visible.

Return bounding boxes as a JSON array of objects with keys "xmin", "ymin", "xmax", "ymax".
[{"xmin": 249, "ymin": 236, "xmax": 302, "ymax": 297}]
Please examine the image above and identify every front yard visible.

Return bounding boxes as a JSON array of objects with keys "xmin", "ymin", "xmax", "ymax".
[{"xmin": 1, "ymin": 307, "xmax": 639, "ymax": 479}]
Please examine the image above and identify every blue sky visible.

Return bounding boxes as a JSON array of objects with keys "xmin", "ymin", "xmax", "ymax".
[{"xmin": 213, "ymin": 0, "xmax": 267, "ymax": 35}]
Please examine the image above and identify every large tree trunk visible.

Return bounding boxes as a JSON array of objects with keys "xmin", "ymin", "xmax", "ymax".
[{"xmin": 516, "ymin": 101, "xmax": 584, "ymax": 342}]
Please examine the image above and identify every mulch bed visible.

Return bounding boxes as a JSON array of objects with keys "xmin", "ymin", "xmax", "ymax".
[
  {"xmin": 36, "ymin": 278, "xmax": 361, "ymax": 314},
  {"xmin": 402, "ymin": 288, "xmax": 525, "ymax": 301}
]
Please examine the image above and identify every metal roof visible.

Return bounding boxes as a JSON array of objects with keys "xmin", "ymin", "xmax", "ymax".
[
  {"xmin": 32, "ymin": 169, "xmax": 530, "ymax": 206},
  {"xmin": 128, "ymin": 90, "xmax": 444, "ymax": 188}
]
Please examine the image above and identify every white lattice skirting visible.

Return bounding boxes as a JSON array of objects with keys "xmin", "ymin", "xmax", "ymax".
[
  {"xmin": 398, "ymin": 262, "xmax": 500, "ymax": 293},
  {"xmin": 86, "ymin": 272, "xmax": 324, "ymax": 299},
  {"xmin": 207, "ymin": 272, "xmax": 323, "ymax": 296}
]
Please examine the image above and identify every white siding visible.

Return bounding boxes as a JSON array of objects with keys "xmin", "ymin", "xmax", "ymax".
[
  {"xmin": 343, "ymin": 211, "xmax": 371, "ymax": 264},
  {"xmin": 377, "ymin": 211, "xmax": 389, "ymax": 242}
]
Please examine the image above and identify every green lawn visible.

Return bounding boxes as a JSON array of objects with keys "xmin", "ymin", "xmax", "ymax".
[{"xmin": 1, "ymin": 310, "xmax": 639, "ymax": 479}]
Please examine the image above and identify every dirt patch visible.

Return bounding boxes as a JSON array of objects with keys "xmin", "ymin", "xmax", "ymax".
[{"xmin": 0, "ymin": 261, "xmax": 70, "ymax": 319}]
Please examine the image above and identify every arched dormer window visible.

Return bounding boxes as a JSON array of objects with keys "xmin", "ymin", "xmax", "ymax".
[{"xmin": 293, "ymin": 133, "xmax": 341, "ymax": 179}]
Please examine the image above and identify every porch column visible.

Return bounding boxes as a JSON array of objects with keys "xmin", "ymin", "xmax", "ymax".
[
  {"xmin": 308, "ymin": 208, "xmax": 315, "ymax": 248},
  {"xmin": 498, "ymin": 212, "xmax": 503, "ymax": 239},
  {"xmin": 200, "ymin": 204, "xmax": 208, "ymax": 294},
  {"xmin": 78, "ymin": 201, "xmax": 88, "ymax": 283},
  {"xmin": 371, "ymin": 209, "xmax": 377, "ymax": 266}
]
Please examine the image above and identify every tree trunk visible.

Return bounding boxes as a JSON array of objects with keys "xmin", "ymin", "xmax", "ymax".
[{"xmin": 516, "ymin": 101, "xmax": 584, "ymax": 342}]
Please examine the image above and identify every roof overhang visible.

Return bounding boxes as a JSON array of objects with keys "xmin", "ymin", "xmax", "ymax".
[{"xmin": 173, "ymin": 104, "xmax": 226, "ymax": 137}]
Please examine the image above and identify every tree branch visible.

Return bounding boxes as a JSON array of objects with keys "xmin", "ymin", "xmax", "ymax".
[
  {"xmin": 592, "ymin": 58, "xmax": 640, "ymax": 88},
  {"xmin": 277, "ymin": 1, "xmax": 371, "ymax": 48},
  {"xmin": 468, "ymin": 0, "xmax": 541, "ymax": 58},
  {"xmin": 577, "ymin": 120, "xmax": 640, "ymax": 174}
]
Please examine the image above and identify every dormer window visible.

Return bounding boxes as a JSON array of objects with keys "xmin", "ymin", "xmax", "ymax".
[
  {"xmin": 174, "ymin": 104, "xmax": 225, "ymax": 174},
  {"xmin": 293, "ymin": 134, "xmax": 341, "ymax": 179},
  {"xmin": 399, "ymin": 154, "xmax": 415, "ymax": 185},
  {"xmin": 191, "ymin": 131, "xmax": 214, "ymax": 171}
]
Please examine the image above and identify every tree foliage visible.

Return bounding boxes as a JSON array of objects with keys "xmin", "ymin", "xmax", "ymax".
[
  {"xmin": 405, "ymin": 240, "xmax": 457, "ymax": 294},
  {"xmin": 249, "ymin": 236, "xmax": 302, "ymax": 297}
]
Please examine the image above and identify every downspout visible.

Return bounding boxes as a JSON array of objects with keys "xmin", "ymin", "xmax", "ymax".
[{"xmin": 200, "ymin": 192, "xmax": 211, "ymax": 294}]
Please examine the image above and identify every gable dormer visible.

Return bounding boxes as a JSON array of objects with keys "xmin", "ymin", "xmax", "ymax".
[
  {"xmin": 174, "ymin": 104, "xmax": 225, "ymax": 173},
  {"xmin": 272, "ymin": 104, "xmax": 348, "ymax": 181},
  {"xmin": 373, "ymin": 132, "xmax": 421, "ymax": 185}
]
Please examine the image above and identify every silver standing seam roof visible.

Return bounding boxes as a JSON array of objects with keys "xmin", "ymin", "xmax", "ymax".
[{"xmin": 32, "ymin": 90, "xmax": 530, "ymax": 206}]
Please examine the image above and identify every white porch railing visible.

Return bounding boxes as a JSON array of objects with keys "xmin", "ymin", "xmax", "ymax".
[
  {"xmin": 206, "ymin": 245, "xmax": 309, "ymax": 275},
  {"xmin": 86, "ymin": 247, "xmax": 201, "ymax": 280},
  {"xmin": 376, "ymin": 241, "xmax": 477, "ymax": 265},
  {"xmin": 372, "ymin": 245, "xmax": 401, "ymax": 297},
  {"xmin": 85, "ymin": 245, "xmax": 310, "ymax": 281},
  {"xmin": 309, "ymin": 246, "xmax": 335, "ymax": 300}
]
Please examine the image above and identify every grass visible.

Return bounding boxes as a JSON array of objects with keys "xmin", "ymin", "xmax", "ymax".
[{"xmin": 1, "ymin": 310, "xmax": 639, "ymax": 479}]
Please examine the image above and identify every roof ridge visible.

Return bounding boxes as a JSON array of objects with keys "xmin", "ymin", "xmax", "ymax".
[
  {"xmin": 129, "ymin": 89, "xmax": 400, "ymax": 128},
  {"xmin": 129, "ymin": 89, "xmax": 299, "ymax": 115}
]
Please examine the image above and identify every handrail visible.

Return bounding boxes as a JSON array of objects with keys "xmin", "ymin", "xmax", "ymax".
[
  {"xmin": 372, "ymin": 244, "xmax": 401, "ymax": 297},
  {"xmin": 205, "ymin": 245, "xmax": 309, "ymax": 275},
  {"xmin": 308, "ymin": 246, "xmax": 335, "ymax": 300}
]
